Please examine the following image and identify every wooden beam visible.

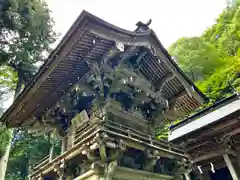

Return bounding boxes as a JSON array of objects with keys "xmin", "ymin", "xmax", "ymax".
[
  {"xmin": 5, "ymin": 24, "xmax": 88, "ymax": 126},
  {"xmin": 163, "ymin": 90, "xmax": 187, "ymax": 121},
  {"xmin": 192, "ymin": 148, "xmax": 236, "ymax": 164},
  {"xmin": 113, "ymin": 166, "xmax": 174, "ymax": 180},
  {"xmin": 155, "ymin": 73, "xmax": 174, "ymax": 91},
  {"xmin": 187, "ymin": 141, "xmax": 214, "ymax": 151},
  {"xmin": 49, "ymin": 146, "xmax": 54, "ymax": 161},
  {"xmin": 136, "ymin": 51, "xmax": 147, "ymax": 65},
  {"xmin": 193, "ymin": 151, "xmax": 223, "ymax": 163},
  {"xmin": 152, "ymin": 44, "xmax": 205, "ymax": 105},
  {"xmin": 73, "ymin": 170, "xmax": 95, "ymax": 180},
  {"xmin": 88, "ymin": 23, "xmax": 152, "ymax": 48},
  {"xmin": 61, "ymin": 137, "xmax": 68, "ymax": 153}
]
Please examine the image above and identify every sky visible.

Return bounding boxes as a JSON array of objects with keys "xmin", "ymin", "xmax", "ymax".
[
  {"xmin": 2, "ymin": 0, "xmax": 229, "ymax": 109},
  {"xmin": 47, "ymin": 0, "xmax": 228, "ymax": 48}
]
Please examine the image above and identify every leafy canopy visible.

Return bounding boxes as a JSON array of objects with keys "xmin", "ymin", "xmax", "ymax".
[
  {"xmin": 0, "ymin": 0, "xmax": 57, "ymax": 179},
  {"xmin": 169, "ymin": 37, "xmax": 225, "ymax": 81},
  {"xmin": 169, "ymin": 2, "xmax": 240, "ymax": 102},
  {"xmin": 0, "ymin": 0, "xmax": 56, "ymax": 95}
]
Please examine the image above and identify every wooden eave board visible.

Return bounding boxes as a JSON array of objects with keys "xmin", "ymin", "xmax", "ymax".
[
  {"xmin": 1, "ymin": 10, "xmax": 206, "ymax": 127},
  {"xmin": 169, "ymin": 97, "xmax": 240, "ymax": 142}
]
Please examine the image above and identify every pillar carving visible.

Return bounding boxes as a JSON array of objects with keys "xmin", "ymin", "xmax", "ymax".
[
  {"xmin": 94, "ymin": 132, "xmax": 108, "ymax": 162},
  {"xmin": 53, "ymin": 159, "xmax": 69, "ymax": 180},
  {"xmin": 171, "ymin": 158, "xmax": 192, "ymax": 180},
  {"xmin": 143, "ymin": 149, "xmax": 160, "ymax": 171},
  {"xmin": 104, "ymin": 161, "xmax": 118, "ymax": 180}
]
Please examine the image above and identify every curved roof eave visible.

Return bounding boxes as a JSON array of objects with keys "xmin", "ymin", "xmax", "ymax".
[{"xmin": 0, "ymin": 10, "xmax": 207, "ymax": 127}]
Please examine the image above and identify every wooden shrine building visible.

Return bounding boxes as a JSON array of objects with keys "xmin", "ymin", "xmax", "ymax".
[
  {"xmin": 169, "ymin": 94, "xmax": 240, "ymax": 180},
  {"xmin": 1, "ymin": 11, "xmax": 206, "ymax": 180}
]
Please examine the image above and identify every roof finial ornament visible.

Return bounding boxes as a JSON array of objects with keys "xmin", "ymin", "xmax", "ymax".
[
  {"xmin": 135, "ymin": 19, "xmax": 152, "ymax": 32},
  {"xmin": 146, "ymin": 19, "xmax": 152, "ymax": 26}
]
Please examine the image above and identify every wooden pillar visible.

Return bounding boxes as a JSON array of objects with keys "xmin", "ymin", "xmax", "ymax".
[
  {"xmin": 235, "ymin": 146, "xmax": 240, "ymax": 171},
  {"xmin": 67, "ymin": 134, "xmax": 74, "ymax": 150},
  {"xmin": 184, "ymin": 172, "xmax": 191, "ymax": 180},
  {"xmin": 49, "ymin": 145, "xmax": 54, "ymax": 161},
  {"xmin": 223, "ymin": 153, "xmax": 239, "ymax": 180},
  {"xmin": 61, "ymin": 137, "xmax": 68, "ymax": 153}
]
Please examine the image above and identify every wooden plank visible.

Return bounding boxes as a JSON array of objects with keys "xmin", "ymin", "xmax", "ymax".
[
  {"xmin": 73, "ymin": 170, "xmax": 97, "ymax": 180},
  {"xmin": 193, "ymin": 151, "xmax": 222, "ymax": 163},
  {"xmin": 6, "ymin": 25, "xmax": 88, "ymax": 126},
  {"xmin": 113, "ymin": 166, "xmax": 174, "ymax": 180}
]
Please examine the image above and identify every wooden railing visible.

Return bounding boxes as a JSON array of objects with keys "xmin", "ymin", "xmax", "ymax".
[
  {"xmin": 31, "ymin": 113, "xmax": 185, "ymax": 172},
  {"xmin": 33, "ymin": 155, "xmax": 51, "ymax": 171},
  {"xmin": 103, "ymin": 120, "xmax": 184, "ymax": 154},
  {"xmin": 32, "ymin": 145, "xmax": 57, "ymax": 171}
]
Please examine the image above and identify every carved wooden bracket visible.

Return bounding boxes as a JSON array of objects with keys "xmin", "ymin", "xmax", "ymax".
[
  {"xmin": 143, "ymin": 149, "xmax": 160, "ymax": 171},
  {"xmin": 53, "ymin": 159, "xmax": 67, "ymax": 179},
  {"xmin": 91, "ymin": 161, "xmax": 105, "ymax": 174},
  {"xmin": 31, "ymin": 174, "xmax": 43, "ymax": 180},
  {"xmin": 94, "ymin": 132, "xmax": 109, "ymax": 162},
  {"xmin": 104, "ymin": 161, "xmax": 118, "ymax": 180},
  {"xmin": 172, "ymin": 158, "xmax": 192, "ymax": 178}
]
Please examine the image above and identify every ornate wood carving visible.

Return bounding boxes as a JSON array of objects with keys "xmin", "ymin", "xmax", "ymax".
[
  {"xmin": 104, "ymin": 161, "xmax": 118, "ymax": 180},
  {"xmin": 143, "ymin": 149, "xmax": 160, "ymax": 171}
]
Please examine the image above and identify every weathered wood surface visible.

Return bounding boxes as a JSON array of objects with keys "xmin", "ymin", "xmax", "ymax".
[
  {"xmin": 73, "ymin": 167, "xmax": 175, "ymax": 180},
  {"xmin": 29, "ymin": 122, "xmax": 188, "ymax": 179}
]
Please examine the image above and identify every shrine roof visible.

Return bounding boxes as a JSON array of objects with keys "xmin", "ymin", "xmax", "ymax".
[
  {"xmin": 1, "ymin": 10, "xmax": 207, "ymax": 127},
  {"xmin": 168, "ymin": 94, "xmax": 240, "ymax": 142}
]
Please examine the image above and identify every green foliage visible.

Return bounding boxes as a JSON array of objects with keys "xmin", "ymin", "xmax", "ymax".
[
  {"xmin": 165, "ymin": 2, "xmax": 240, "ymax": 136},
  {"xmin": 0, "ymin": 0, "xmax": 56, "ymax": 95},
  {"xmin": 0, "ymin": 125, "xmax": 11, "ymax": 158},
  {"xmin": 6, "ymin": 135, "xmax": 42, "ymax": 180},
  {"xmin": 0, "ymin": 0, "xmax": 57, "ymax": 179},
  {"xmin": 0, "ymin": 66, "xmax": 18, "ymax": 92},
  {"xmin": 2, "ymin": 0, "xmax": 240, "ymax": 178},
  {"xmin": 156, "ymin": 125, "xmax": 169, "ymax": 140},
  {"xmin": 169, "ymin": 3, "xmax": 240, "ymax": 103},
  {"xmin": 196, "ymin": 57, "xmax": 240, "ymax": 101},
  {"xmin": 5, "ymin": 130, "xmax": 61, "ymax": 180},
  {"xmin": 202, "ymin": 4, "xmax": 240, "ymax": 56},
  {"xmin": 169, "ymin": 37, "xmax": 225, "ymax": 81}
]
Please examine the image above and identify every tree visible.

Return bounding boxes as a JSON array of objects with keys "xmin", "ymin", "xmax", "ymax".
[
  {"xmin": 0, "ymin": 0, "xmax": 56, "ymax": 179},
  {"xmin": 0, "ymin": 0, "xmax": 56, "ymax": 96},
  {"xmin": 5, "ymin": 131, "xmax": 61, "ymax": 180},
  {"xmin": 202, "ymin": 2, "xmax": 240, "ymax": 56},
  {"xmin": 168, "ymin": 37, "xmax": 225, "ymax": 81},
  {"xmin": 196, "ymin": 57, "xmax": 240, "ymax": 101},
  {"xmin": 169, "ymin": 2, "xmax": 240, "ymax": 104},
  {"xmin": 0, "ymin": 125, "xmax": 10, "ymax": 158}
]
